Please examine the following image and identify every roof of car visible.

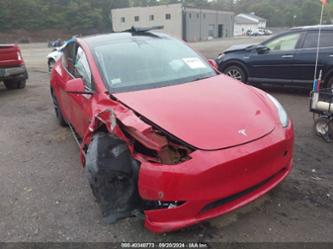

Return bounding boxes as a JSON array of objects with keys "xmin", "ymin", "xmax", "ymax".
[
  {"xmin": 291, "ymin": 25, "xmax": 333, "ymax": 31},
  {"xmin": 81, "ymin": 30, "xmax": 171, "ymax": 48}
]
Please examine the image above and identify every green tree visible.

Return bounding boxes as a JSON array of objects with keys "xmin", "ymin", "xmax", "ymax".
[{"xmin": 0, "ymin": 0, "xmax": 332, "ymax": 33}]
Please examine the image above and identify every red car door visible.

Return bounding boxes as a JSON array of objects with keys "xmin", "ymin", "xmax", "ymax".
[
  {"xmin": 54, "ymin": 42, "xmax": 77, "ymax": 122},
  {"xmin": 67, "ymin": 46, "xmax": 94, "ymax": 138}
]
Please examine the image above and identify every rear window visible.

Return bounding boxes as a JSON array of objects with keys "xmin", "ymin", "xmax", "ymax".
[{"xmin": 303, "ymin": 31, "xmax": 333, "ymax": 48}]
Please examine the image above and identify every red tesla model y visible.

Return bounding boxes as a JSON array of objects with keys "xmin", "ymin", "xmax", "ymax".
[{"xmin": 50, "ymin": 27, "xmax": 294, "ymax": 233}]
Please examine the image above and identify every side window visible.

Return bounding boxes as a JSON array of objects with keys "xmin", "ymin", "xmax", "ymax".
[
  {"xmin": 303, "ymin": 31, "xmax": 333, "ymax": 48},
  {"xmin": 74, "ymin": 47, "xmax": 92, "ymax": 90},
  {"xmin": 320, "ymin": 32, "xmax": 333, "ymax": 47},
  {"xmin": 265, "ymin": 33, "xmax": 301, "ymax": 51},
  {"xmin": 62, "ymin": 42, "xmax": 76, "ymax": 75}
]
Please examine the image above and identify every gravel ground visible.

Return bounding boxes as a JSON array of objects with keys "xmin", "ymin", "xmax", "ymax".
[{"xmin": 0, "ymin": 37, "xmax": 332, "ymax": 243}]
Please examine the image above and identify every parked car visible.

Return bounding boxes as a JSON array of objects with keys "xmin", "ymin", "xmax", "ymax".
[
  {"xmin": 216, "ymin": 25, "xmax": 333, "ymax": 89},
  {"xmin": 50, "ymin": 27, "xmax": 294, "ymax": 233},
  {"xmin": 247, "ymin": 29, "xmax": 265, "ymax": 36},
  {"xmin": 259, "ymin": 28, "xmax": 273, "ymax": 35},
  {"xmin": 47, "ymin": 43, "xmax": 65, "ymax": 72},
  {"xmin": 0, "ymin": 44, "xmax": 28, "ymax": 89},
  {"xmin": 47, "ymin": 38, "xmax": 75, "ymax": 72}
]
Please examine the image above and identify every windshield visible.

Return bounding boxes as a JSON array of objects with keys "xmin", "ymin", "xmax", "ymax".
[{"xmin": 93, "ymin": 36, "xmax": 216, "ymax": 92}]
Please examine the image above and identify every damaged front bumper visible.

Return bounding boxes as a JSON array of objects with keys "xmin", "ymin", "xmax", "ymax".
[{"xmin": 138, "ymin": 122, "xmax": 294, "ymax": 233}]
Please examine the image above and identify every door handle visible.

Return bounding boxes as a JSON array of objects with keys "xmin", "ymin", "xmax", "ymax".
[{"xmin": 282, "ymin": 55, "xmax": 294, "ymax": 58}]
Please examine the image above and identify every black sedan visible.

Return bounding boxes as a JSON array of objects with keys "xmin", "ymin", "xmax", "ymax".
[{"xmin": 216, "ymin": 25, "xmax": 333, "ymax": 89}]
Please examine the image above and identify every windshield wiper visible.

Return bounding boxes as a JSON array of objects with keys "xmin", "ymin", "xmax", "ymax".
[{"xmin": 192, "ymin": 75, "xmax": 214, "ymax": 82}]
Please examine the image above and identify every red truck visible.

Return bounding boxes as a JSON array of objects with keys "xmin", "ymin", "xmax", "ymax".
[{"xmin": 0, "ymin": 44, "xmax": 28, "ymax": 89}]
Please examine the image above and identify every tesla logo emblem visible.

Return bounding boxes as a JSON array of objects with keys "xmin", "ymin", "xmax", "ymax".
[{"xmin": 238, "ymin": 129, "xmax": 248, "ymax": 136}]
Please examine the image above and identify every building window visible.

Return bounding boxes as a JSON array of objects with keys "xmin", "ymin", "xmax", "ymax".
[
  {"xmin": 121, "ymin": 17, "xmax": 125, "ymax": 23},
  {"xmin": 134, "ymin": 16, "xmax": 139, "ymax": 22},
  {"xmin": 149, "ymin": 15, "xmax": 154, "ymax": 21},
  {"xmin": 197, "ymin": 13, "xmax": 199, "ymax": 18},
  {"xmin": 165, "ymin": 13, "xmax": 171, "ymax": 20},
  {"xmin": 208, "ymin": 24, "xmax": 215, "ymax": 37},
  {"xmin": 189, "ymin": 13, "xmax": 191, "ymax": 19},
  {"xmin": 203, "ymin": 13, "xmax": 206, "ymax": 19}
]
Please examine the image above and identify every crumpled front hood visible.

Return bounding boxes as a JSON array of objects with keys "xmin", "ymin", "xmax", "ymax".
[{"xmin": 114, "ymin": 75, "xmax": 275, "ymax": 150}]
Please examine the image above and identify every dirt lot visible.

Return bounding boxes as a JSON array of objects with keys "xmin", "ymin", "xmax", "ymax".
[{"xmin": 0, "ymin": 37, "xmax": 332, "ymax": 243}]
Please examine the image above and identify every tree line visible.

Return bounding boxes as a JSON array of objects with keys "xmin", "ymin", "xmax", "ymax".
[{"xmin": 0, "ymin": 0, "xmax": 332, "ymax": 33}]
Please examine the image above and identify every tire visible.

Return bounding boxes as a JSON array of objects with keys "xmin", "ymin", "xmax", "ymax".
[
  {"xmin": 4, "ymin": 79, "xmax": 26, "ymax": 89},
  {"xmin": 314, "ymin": 116, "xmax": 333, "ymax": 143},
  {"xmin": 224, "ymin": 65, "xmax": 247, "ymax": 83},
  {"xmin": 85, "ymin": 132, "xmax": 141, "ymax": 223},
  {"xmin": 48, "ymin": 59, "xmax": 55, "ymax": 72},
  {"xmin": 51, "ymin": 90, "xmax": 67, "ymax": 127}
]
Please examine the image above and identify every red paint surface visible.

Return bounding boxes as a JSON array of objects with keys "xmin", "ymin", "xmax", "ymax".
[
  {"xmin": 0, "ymin": 44, "xmax": 24, "ymax": 67},
  {"xmin": 115, "ymin": 75, "xmax": 276, "ymax": 150},
  {"xmin": 141, "ymin": 122, "xmax": 293, "ymax": 233}
]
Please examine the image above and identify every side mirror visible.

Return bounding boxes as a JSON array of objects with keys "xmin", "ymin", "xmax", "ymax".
[
  {"xmin": 65, "ymin": 78, "xmax": 92, "ymax": 94},
  {"xmin": 208, "ymin": 59, "xmax": 218, "ymax": 70},
  {"xmin": 256, "ymin": 45, "xmax": 270, "ymax": 54}
]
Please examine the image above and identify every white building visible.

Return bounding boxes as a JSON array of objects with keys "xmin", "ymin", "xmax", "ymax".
[
  {"xmin": 111, "ymin": 3, "xmax": 234, "ymax": 42},
  {"xmin": 234, "ymin": 13, "xmax": 267, "ymax": 36}
]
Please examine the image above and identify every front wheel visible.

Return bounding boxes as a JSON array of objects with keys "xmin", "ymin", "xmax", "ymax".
[
  {"xmin": 85, "ymin": 132, "xmax": 141, "ymax": 223},
  {"xmin": 224, "ymin": 65, "xmax": 246, "ymax": 83},
  {"xmin": 314, "ymin": 116, "xmax": 333, "ymax": 143}
]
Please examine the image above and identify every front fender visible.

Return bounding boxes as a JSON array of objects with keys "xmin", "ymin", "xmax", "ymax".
[{"xmin": 79, "ymin": 105, "xmax": 168, "ymax": 166}]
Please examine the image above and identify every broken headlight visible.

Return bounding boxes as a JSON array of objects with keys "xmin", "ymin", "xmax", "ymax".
[{"xmin": 119, "ymin": 121, "xmax": 193, "ymax": 165}]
